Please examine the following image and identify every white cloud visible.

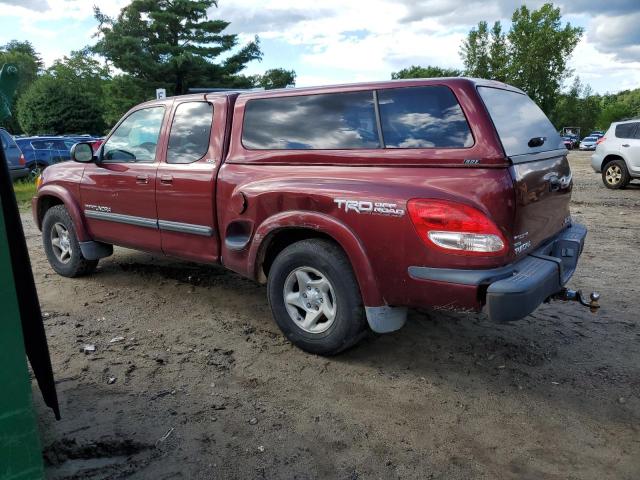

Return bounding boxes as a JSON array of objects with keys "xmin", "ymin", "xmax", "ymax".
[
  {"xmin": 1, "ymin": 0, "xmax": 130, "ymax": 20},
  {"xmin": 569, "ymin": 35, "xmax": 640, "ymax": 93},
  {"xmin": 589, "ymin": 12, "xmax": 640, "ymax": 62},
  {"xmin": 1, "ymin": 0, "xmax": 639, "ymax": 93}
]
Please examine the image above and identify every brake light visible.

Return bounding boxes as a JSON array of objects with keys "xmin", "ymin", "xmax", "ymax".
[
  {"xmin": 19, "ymin": 153, "xmax": 25, "ymax": 165},
  {"xmin": 596, "ymin": 137, "xmax": 606, "ymax": 145},
  {"xmin": 407, "ymin": 199, "xmax": 507, "ymax": 256}
]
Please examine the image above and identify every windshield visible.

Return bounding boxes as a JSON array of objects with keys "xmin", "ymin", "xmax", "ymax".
[
  {"xmin": 583, "ymin": 137, "xmax": 596, "ymax": 142},
  {"xmin": 478, "ymin": 87, "xmax": 564, "ymax": 159}
]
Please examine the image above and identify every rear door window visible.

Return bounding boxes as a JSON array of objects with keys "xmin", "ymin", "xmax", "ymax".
[
  {"xmin": 478, "ymin": 86, "xmax": 564, "ymax": 159},
  {"xmin": 242, "ymin": 91, "xmax": 379, "ymax": 150},
  {"xmin": 167, "ymin": 102, "xmax": 213, "ymax": 164},
  {"xmin": 377, "ymin": 86, "xmax": 473, "ymax": 148},
  {"xmin": 615, "ymin": 122, "xmax": 639, "ymax": 139}
]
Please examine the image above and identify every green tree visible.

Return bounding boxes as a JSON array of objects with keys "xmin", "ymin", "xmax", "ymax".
[
  {"xmin": 507, "ymin": 4, "xmax": 582, "ymax": 113},
  {"xmin": 103, "ymin": 75, "xmax": 153, "ymax": 128},
  {"xmin": 597, "ymin": 101, "xmax": 633, "ymax": 130},
  {"xmin": 391, "ymin": 65, "xmax": 462, "ymax": 79},
  {"xmin": 488, "ymin": 22, "xmax": 508, "ymax": 82},
  {"xmin": 252, "ymin": 68, "xmax": 296, "ymax": 89},
  {"xmin": 0, "ymin": 40, "xmax": 43, "ymax": 133},
  {"xmin": 17, "ymin": 75, "xmax": 104, "ymax": 135},
  {"xmin": 460, "ymin": 21, "xmax": 490, "ymax": 78},
  {"xmin": 551, "ymin": 76, "xmax": 582, "ymax": 129},
  {"xmin": 48, "ymin": 49, "xmax": 110, "ymax": 100},
  {"xmin": 93, "ymin": 0, "xmax": 262, "ymax": 95},
  {"xmin": 460, "ymin": 3, "xmax": 582, "ymax": 114}
]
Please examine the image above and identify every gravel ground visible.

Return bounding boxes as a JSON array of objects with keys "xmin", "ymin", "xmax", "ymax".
[{"xmin": 26, "ymin": 151, "xmax": 639, "ymax": 479}]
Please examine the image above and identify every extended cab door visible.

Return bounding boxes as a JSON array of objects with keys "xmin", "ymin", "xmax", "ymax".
[
  {"xmin": 80, "ymin": 106, "xmax": 167, "ymax": 252},
  {"xmin": 155, "ymin": 97, "xmax": 227, "ymax": 263}
]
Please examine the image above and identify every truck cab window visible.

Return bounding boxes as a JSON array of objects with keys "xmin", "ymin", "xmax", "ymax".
[
  {"xmin": 167, "ymin": 102, "xmax": 213, "ymax": 164},
  {"xmin": 103, "ymin": 107, "xmax": 165, "ymax": 163}
]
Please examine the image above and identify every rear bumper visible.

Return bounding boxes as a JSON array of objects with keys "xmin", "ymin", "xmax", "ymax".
[
  {"xmin": 591, "ymin": 152, "xmax": 604, "ymax": 172},
  {"xmin": 408, "ymin": 222, "xmax": 587, "ymax": 322}
]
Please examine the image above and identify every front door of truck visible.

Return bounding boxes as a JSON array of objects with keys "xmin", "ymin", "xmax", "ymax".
[
  {"xmin": 81, "ymin": 106, "xmax": 166, "ymax": 253},
  {"xmin": 156, "ymin": 99, "xmax": 223, "ymax": 263}
]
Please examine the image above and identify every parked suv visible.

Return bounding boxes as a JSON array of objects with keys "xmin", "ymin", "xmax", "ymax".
[
  {"xmin": 32, "ymin": 78, "xmax": 593, "ymax": 354},
  {"xmin": 1, "ymin": 128, "xmax": 27, "ymax": 180},
  {"xmin": 591, "ymin": 120, "xmax": 640, "ymax": 189},
  {"xmin": 15, "ymin": 136, "xmax": 79, "ymax": 179}
]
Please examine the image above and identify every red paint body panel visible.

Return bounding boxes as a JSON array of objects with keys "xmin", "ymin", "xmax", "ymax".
[
  {"xmin": 155, "ymin": 96, "xmax": 229, "ymax": 263},
  {"xmin": 33, "ymin": 78, "xmax": 573, "ymax": 314},
  {"xmin": 32, "ymin": 162, "xmax": 89, "ymax": 240},
  {"xmin": 81, "ymin": 162, "xmax": 162, "ymax": 252}
]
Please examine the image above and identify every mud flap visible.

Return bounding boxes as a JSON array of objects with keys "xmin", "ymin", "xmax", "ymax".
[{"xmin": 365, "ymin": 306, "xmax": 407, "ymax": 333}]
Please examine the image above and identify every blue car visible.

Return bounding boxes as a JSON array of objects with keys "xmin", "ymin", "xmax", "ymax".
[
  {"xmin": 1, "ymin": 128, "xmax": 28, "ymax": 180},
  {"xmin": 14, "ymin": 136, "xmax": 84, "ymax": 179}
]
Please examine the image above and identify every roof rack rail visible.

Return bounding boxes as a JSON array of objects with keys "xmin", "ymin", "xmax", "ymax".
[{"xmin": 187, "ymin": 87, "xmax": 265, "ymax": 94}]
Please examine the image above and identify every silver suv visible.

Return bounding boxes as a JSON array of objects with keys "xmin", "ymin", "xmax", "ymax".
[{"xmin": 591, "ymin": 120, "xmax": 640, "ymax": 189}]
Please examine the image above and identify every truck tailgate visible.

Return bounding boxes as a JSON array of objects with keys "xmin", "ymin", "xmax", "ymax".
[{"xmin": 509, "ymin": 151, "xmax": 572, "ymax": 256}]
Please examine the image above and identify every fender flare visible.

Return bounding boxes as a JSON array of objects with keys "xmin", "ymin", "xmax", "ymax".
[
  {"xmin": 248, "ymin": 210, "xmax": 384, "ymax": 307},
  {"xmin": 34, "ymin": 185, "xmax": 90, "ymax": 242}
]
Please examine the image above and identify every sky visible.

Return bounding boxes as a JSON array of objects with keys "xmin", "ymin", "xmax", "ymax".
[{"xmin": 0, "ymin": 0, "xmax": 639, "ymax": 94}]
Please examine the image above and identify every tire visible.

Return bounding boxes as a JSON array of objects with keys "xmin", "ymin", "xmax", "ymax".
[
  {"xmin": 602, "ymin": 160, "xmax": 630, "ymax": 189},
  {"xmin": 42, "ymin": 205, "xmax": 98, "ymax": 277},
  {"xmin": 267, "ymin": 239, "xmax": 367, "ymax": 355}
]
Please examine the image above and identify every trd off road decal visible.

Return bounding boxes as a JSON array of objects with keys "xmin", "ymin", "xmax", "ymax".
[
  {"xmin": 334, "ymin": 199, "xmax": 405, "ymax": 217},
  {"xmin": 85, "ymin": 204, "xmax": 112, "ymax": 213}
]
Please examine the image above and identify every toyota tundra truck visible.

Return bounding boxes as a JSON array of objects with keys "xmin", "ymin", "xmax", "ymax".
[{"xmin": 32, "ymin": 78, "xmax": 598, "ymax": 355}]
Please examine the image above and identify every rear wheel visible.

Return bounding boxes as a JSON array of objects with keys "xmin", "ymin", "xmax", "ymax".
[
  {"xmin": 267, "ymin": 239, "xmax": 367, "ymax": 355},
  {"xmin": 42, "ymin": 205, "xmax": 98, "ymax": 277},
  {"xmin": 602, "ymin": 160, "xmax": 630, "ymax": 189}
]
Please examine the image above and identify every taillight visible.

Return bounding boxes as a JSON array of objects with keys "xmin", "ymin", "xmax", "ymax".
[
  {"xmin": 407, "ymin": 199, "xmax": 507, "ymax": 256},
  {"xmin": 596, "ymin": 137, "xmax": 606, "ymax": 145},
  {"xmin": 19, "ymin": 153, "xmax": 25, "ymax": 165}
]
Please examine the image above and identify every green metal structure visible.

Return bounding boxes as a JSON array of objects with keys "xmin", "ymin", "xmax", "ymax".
[
  {"xmin": 0, "ymin": 62, "xmax": 57, "ymax": 479},
  {"xmin": 0, "ymin": 197, "xmax": 44, "ymax": 479},
  {"xmin": 0, "ymin": 63, "xmax": 20, "ymax": 121}
]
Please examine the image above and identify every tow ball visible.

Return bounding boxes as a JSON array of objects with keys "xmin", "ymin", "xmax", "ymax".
[{"xmin": 552, "ymin": 288, "xmax": 601, "ymax": 313}]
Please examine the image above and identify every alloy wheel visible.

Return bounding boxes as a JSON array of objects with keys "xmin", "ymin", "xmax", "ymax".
[
  {"xmin": 283, "ymin": 266, "xmax": 337, "ymax": 334},
  {"xmin": 50, "ymin": 222, "xmax": 72, "ymax": 263},
  {"xmin": 605, "ymin": 164, "xmax": 622, "ymax": 186}
]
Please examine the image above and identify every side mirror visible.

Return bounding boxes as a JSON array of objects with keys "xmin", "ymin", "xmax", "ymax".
[{"xmin": 70, "ymin": 142, "xmax": 94, "ymax": 163}]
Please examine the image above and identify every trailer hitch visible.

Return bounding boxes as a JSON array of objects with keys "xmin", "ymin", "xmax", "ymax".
[{"xmin": 552, "ymin": 288, "xmax": 601, "ymax": 313}]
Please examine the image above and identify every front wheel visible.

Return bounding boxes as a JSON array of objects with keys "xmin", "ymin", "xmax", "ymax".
[
  {"xmin": 602, "ymin": 160, "xmax": 630, "ymax": 189},
  {"xmin": 42, "ymin": 205, "xmax": 98, "ymax": 277},
  {"xmin": 267, "ymin": 239, "xmax": 367, "ymax": 355}
]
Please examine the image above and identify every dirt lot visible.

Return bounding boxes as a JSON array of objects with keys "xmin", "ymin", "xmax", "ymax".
[{"xmin": 25, "ymin": 151, "xmax": 639, "ymax": 479}]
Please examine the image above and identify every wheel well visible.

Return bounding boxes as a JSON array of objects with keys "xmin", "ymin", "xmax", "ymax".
[
  {"xmin": 601, "ymin": 154, "xmax": 625, "ymax": 171},
  {"xmin": 258, "ymin": 228, "xmax": 339, "ymax": 283},
  {"xmin": 37, "ymin": 195, "xmax": 63, "ymax": 228}
]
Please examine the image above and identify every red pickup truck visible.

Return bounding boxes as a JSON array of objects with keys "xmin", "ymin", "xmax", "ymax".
[{"xmin": 33, "ymin": 78, "xmax": 595, "ymax": 355}]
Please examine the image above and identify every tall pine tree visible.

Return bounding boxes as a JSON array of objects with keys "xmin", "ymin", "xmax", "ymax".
[{"xmin": 92, "ymin": 0, "xmax": 262, "ymax": 95}]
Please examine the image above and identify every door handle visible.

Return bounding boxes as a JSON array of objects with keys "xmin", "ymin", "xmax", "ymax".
[
  {"xmin": 160, "ymin": 175, "xmax": 173, "ymax": 185},
  {"xmin": 136, "ymin": 175, "xmax": 149, "ymax": 184},
  {"xmin": 622, "ymin": 144, "xmax": 630, "ymax": 148}
]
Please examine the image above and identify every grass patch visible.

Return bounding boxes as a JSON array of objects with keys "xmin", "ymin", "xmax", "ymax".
[{"xmin": 12, "ymin": 179, "xmax": 36, "ymax": 210}]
